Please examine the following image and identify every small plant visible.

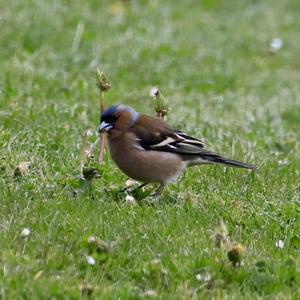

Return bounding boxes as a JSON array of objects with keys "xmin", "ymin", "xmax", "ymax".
[
  {"xmin": 150, "ymin": 87, "xmax": 169, "ymax": 120},
  {"xmin": 79, "ymin": 129, "xmax": 96, "ymax": 179},
  {"xmin": 213, "ymin": 221, "xmax": 244, "ymax": 267},
  {"xmin": 96, "ymin": 69, "xmax": 111, "ymax": 164}
]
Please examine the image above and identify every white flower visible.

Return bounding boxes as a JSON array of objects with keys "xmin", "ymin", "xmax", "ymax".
[
  {"xmin": 86, "ymin": 255, "xmax": 96, "ymax": 265},
  {"xmin": 278, "ymin": 159, "xmax": 289, "ymax": 166},
  {"xmin": 150, "ymin": 258, "xmax": 161, "ymax": 266},
  {"xmin": 20, "ymin": 228, "xmax": 31, "ymax": 237},
  {"xmin": 87, "ymin": 236, "xmax": 96, "ymax": 244},
  {"xmin": 150, "ymin": 87, "xmax": 159, "ymax": 97},
  {"xmin": 86, "ymin": 129, "xmax": 94, "ymax": 136},
  {"xmin": 195, "ymin": 273, "xmax": 202, "ymax": 281},
  {"xmin": 275, "ymin": 239, "xmax": 284, "ymax": 249},
  {"xmin": 270, "ymin": 38, "xmax": 283, "ymax": 53},
  {"xmin": 195, "ymin": 273, "xmax": 211, "ymax": 282},
  {"xmin": 143, "ymin": 290, "xmax": 158, "ymax": 297},
  {"xmin": 142, "ymin": 234, "xmax": 148, "ymax": 239},
  {"xmin": 125, "ymin": 195, "xmax": 136, "ymax": 204},
  {"xmin": 125, "ymin": 179, "xmax": 137, "ymax": 188}
]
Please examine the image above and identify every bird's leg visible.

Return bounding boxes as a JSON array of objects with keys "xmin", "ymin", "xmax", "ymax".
[
  {"xmin": 151, "ymin": 183, "xmax": 166, "ymax": 198},
  {"xmin": 121, "ymin": 182, "xmax": 148, "ymax": 193},
  {"xmin": 133, "ymin": 182, "xmax": 149, "ymax": 192},
  {"xmin": 120, "ymin": 186, "xmax": 128, "ymax": 193}
]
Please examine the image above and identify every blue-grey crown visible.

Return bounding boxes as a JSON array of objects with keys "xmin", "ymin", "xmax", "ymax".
[
  {"xmin": 100, "ymin": 105, "xmax": 119, "ymax": 122},
  {"xmin": 100, "ymin": 104, "xmax": 139, "ymax": 127}
]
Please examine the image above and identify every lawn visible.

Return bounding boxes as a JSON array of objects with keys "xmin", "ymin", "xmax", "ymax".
[{"xmin": 1, "ymin": 0, "xmax": 300, "ymax": 298}]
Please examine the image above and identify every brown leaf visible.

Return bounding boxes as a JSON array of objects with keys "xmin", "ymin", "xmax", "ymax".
[{"xmin": 14, "ymin": 162, "xmax": 31, "ymax": 177}]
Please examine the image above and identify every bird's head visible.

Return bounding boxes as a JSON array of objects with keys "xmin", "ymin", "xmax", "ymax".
[{"xmin": 98, "ymin": 104, "xmax": 139, "ymax": 133}]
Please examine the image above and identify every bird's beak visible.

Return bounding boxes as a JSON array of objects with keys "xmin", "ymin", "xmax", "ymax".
[{"xmin": 98, "ymin": 121, "xmax": 113, "ymax": 133}]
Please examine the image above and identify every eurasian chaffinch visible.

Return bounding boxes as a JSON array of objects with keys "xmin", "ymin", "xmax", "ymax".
[{"xmin": 99, "ymin": 104, "xmax": 255, "ymax": 197}]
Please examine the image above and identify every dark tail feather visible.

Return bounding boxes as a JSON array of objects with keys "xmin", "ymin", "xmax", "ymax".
[{"xmin": 202, "ymin": 154, "xmax": 256, "ymax": 170}]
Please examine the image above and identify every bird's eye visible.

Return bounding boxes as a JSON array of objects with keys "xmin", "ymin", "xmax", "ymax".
[
  {"xmin": 109, "ymin": 115, "xmax": 118, "ymax": 123},
  {"xmin": 110, "ymin": 112, "xmax": 121, "ymax": 123}
]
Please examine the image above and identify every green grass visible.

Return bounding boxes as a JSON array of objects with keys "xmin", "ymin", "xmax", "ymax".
[{"xmin": 1, "ymin": 0, "xmax": 300, "ymax": 298}]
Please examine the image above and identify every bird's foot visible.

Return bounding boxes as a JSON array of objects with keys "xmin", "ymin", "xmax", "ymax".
[{"xmin": 150, "ymin": 183, "xmax": 166, "ymax": 198}]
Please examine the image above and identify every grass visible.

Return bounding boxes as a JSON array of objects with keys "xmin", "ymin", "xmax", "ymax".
[{"xmin": 1, "ymin": 0, "xmax": 300, "ymax": 298}]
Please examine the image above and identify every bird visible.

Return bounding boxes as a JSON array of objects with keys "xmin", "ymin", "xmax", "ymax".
[{"xmin": 98, "ymin": 104, "xmax": 255, "ymax": 197}]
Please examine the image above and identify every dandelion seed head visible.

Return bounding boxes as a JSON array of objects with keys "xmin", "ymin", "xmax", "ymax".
[
  {"xmin": 270, "ymin": 38, "xmax": 283, "ymax": 52},
  {"xmin": 150, "ymin": 87, "xmax": 159, "ymax": 97}
]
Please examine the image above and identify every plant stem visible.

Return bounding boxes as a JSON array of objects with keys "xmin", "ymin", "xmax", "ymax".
[{"xmin": 98, "ymin": 91, "xmax": 106, "ymax": 164}]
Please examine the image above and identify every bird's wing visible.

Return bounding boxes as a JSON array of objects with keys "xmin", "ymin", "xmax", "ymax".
[
  {"xmin": 147, "ymin": 131, "xmax": 206, "ymax": 154},
  {"xmin": 130, "ymin": 114, "xmax": 255, "ymax": 169},
  {"xmin": 130, "ymin": 114, "xmax": 205, "ymax": 154}
]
